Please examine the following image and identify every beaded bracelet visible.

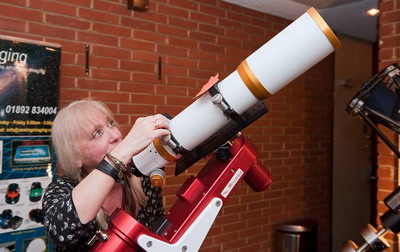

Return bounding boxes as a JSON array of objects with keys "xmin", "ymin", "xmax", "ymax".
[{"xmin": 106, "ymin": 153, "xmax": 127, "ymax": 173}]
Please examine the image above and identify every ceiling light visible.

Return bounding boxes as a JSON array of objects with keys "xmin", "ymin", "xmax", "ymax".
[{"xmin": 367, "ymin": 8, "xmax": 380, "ymax": 16}]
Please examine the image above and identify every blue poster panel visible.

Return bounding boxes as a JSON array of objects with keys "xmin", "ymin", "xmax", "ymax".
[{"xmin": 0, "ymin": 35, "xmax": 60, "ymax": 252}]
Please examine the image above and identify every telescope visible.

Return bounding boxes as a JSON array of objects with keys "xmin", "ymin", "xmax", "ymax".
[
  {"xmin": 342, "ymin": 63, "xmax": 400, "ymax": 251},
  {"xmin": 90, "ymin": 7, "xmax": 341, "ymax": 251},
  {"xmin": 347, "ymin": 63, "xmax": 400, "ymax": 158}
]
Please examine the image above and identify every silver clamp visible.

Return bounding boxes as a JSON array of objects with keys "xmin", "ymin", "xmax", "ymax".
[
  {"xmin": 348, "ymin": 99, "xmax": 365, "ymax": 115},
  {"xmin": 87, "ymin": 229, "xmax": 109, "ymax": 247},
  {"xmin": 211, "ymin": 94, "xmax": 230, "ymax": 113}
]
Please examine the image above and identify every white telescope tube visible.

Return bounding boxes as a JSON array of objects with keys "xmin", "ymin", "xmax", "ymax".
[{"xmin": 133, "ymin": 7, "xmax": 341, "ymax": 176}]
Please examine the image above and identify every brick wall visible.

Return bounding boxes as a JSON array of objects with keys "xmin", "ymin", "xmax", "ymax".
[
  {"xmin": 377, "ymin": 0, "xmax": 400, "ymax": 248},
  {"xmin": 0, "ymin": 1, "xmax": 334, "ymax": 251}
]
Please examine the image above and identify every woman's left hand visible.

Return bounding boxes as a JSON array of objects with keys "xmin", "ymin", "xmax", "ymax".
[{"xmin": 110, "ymin": 114, "xmax": 170, "ymax": 162}]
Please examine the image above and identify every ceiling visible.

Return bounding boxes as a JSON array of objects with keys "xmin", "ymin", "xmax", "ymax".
[{"xmin": 222, "ymin": 0, "xmax": 379, "ymax": 42}]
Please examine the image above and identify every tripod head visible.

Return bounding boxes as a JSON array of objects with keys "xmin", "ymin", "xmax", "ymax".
[{"xmin": 347, "ymin": 64, "xmax": 400, "ymax": 158}]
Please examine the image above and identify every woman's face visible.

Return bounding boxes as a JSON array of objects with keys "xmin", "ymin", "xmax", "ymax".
[{"xmin": 78, "ymin": 111, "xmax": 122, "ymax": 170}]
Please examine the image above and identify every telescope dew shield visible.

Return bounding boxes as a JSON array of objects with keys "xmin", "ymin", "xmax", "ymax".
[
  {"xmin": 220, "ymin": 7, "xmax": 341, "ymax": 112},
  {"xmin": 132, "ymin": 7, "xmax": 341, "ymax": 176}
]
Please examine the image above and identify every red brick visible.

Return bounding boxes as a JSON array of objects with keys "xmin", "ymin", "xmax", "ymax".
[
  {"xmin": 1, "ymin": 0, "xmax": 25, "ymax": 5},
  {"xmin": 379, "ymin": 0, "xmax": 395, "ymax": 12},
  {"xmin": 188, "ymin": 68, "xmax": 217, "ymax": 79},
  {"xmin": 226, "ymin": 46, "xmax": 251, "ymax": 58},
  {"xmin": 157, "ymin": 24, "xmax": 188, "ymax": 38},
  {"xmin": 79, "ymin": 8, "xmax": 119, "ymax": 25},
  {"xmin": 56, "ymin": 0, "xmax": 90, "ymax": 7},
  {"xmin": 380, "ymin": 35, "xmax": 400, "ymax": 48},
  {"xmin": 218, "ymin": 18, "xmax": 242, "ymax": 30},
  {"xmin": 166, "ymin": 76, "xmax": 197, "ymax": 87},
  {"xmin": 170, "ymin": 44, "xmax": 200, "ymax": 59},
  {"xmin": 133, "ymin": 30, "xmax": 167, "ymax": 44},
  {"xmin": 133, "ymin": 11, "xmax": 168, "ymax": 24},
  {"xmin": 91, "ymin": 91, "xmax": 129, "ymax": 103},
  {"xmin": 131, "ymin": 51, "xmax": 158, "ymax": 63},
  {"xmin": 62, "ymin": 65, "xmax": 87, "ymax": 77},
  {"xmin": 162, "ymin": 65, "xmax": 187, "ymax": 77},
  {"xmin": 77, "ymin": 79, "xmax": 118, "ymax": 91},
  {"xmin": 380, "ymin": 10, "xmax": 400, "ymax": 23},
  {"xmin": 92, "ymin": 45, "xmax": 131, "ymax": 60},
  {"xmin": 168, "ymin": 16, "xmax": 197, "ymax": 30},
  {"xmin": 121, "ymin": 16, "xmax": 156, "ymax": 32},
  {"xmin": 0, "ymin": 17, "xmax": 25, "ymax": 32},
  {"xmin": 92, "ymin": 22, "xmax": 131, "ymax": 37},
  {"xmin": 199, "ymin": 4, "xmax": 225, "ymax": 17},
  {"xmin": 93, "ymin": 1, "xmax": 128, "ymax": 15},
  {"xmin": 89, "ymin": 56, "xmax": 118, "ymax": 69},
  {"xmin": 198, "ymin": 60, "xmax": 225, "ymax": 72},
  {"xmin": 191, "ymin": 12, "xmax": 217, "ymax": 25},
  {"xmin": 188, "ymin": 31, "xmax": 215, "ymax": 44},
  {"xmin": 121, "ymin": 60, "xmax": 155, "ymax": 73},
  {"xmin": 46, "ymin": 14, "xmax": 90, "ymax": 30},
  {"xmin": 61, "ymin": 52, "xmax": 77, "ymax": 64},
  {"xmin": 198, "ymin": 23, "xmax": 224, "ymax": 35},
  {"xmin": 380, "ymin": 23, "xmax": 396, "ymax": 36},
  {"xmin": 59, "ymin": 88, "xmax": 89, "ymax": 100},
  {"xmin": 124, "ymin": 38, "xmax": 156, "ymax": 51},
  {"xmin": 169, "ymin": 0, "xmax": 198, "ymax": 11},
  {"xmin": 30, "ymin": 0, "xmax": 77, "ymax": 16},
  {"xmin": 188, "ymin": 50, "xmax": 217, "ymax": 61},
  {"xmin": 377, "ymin": 179, "xmax": 398, "ymax": 191},
  {"xmin": 132, "ymin": 72, "xmax": 159, "ymax": 84},
  {"xmin": 120, "ymin": 82, "xmax": 155, "ymax": 94},
  {"xmin": 199, "ymin": 42, "xmax": 224, "ymax": 54},
  {"xmin": 0, "ymin": 5, "xmax": 42, "ymax": 22},
  {"xmin": 158, "ymin": 3, "xmax": 189, "ymax": 18},
  {"xmin": 120, "ymin": 104, "xmax": 155, "ymax": 115},
  {"xmin": 78, "ymin": 31, "xmax": 119, "ymax": 46},
  {"xmin": 166, "ymin": 56, "xmax": 197, "ymax": 69},
  {"xmin": 91, "ymin": 68, "xmax": 130, "ymax": 81},
  {"xmin": 157, "ymin": 44, "xmax": 187, "ymax": 57}
]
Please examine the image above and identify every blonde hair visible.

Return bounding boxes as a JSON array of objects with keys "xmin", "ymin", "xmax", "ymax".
[
  {"xmin": 52, "ymin": 99, "xmax": 114, "ymax": 180},
  {"xmin": 52, "ymin": 99, "xmax": 146, "ymax": 228}
]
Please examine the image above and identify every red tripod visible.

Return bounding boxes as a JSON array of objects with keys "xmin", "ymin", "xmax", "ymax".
[{"xmin": 91, "ymin": 134, "xmax": 271, "ymax": 252}]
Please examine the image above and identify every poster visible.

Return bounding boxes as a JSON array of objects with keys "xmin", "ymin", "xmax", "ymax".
[
  {"xmin": 0, "ymin": 35, "xmax": 60, "ymax": 136},
  {"xmin": 0, "ymin": 35, "xmax": 60, "ymax": 252}
]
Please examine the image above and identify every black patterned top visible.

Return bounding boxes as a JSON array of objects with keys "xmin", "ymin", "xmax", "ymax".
[{"xmin": 42, "ymin": 176, "xmax": 164, "ymax": 251}]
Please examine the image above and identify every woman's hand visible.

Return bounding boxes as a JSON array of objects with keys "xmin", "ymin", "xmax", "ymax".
[
  {"xmin": 111, "ymin": 114, "xmax": 170, "ymax": 162},
  {"xmin": 128, "ymin": 114, "xmax": 170, "ymax": 152}
]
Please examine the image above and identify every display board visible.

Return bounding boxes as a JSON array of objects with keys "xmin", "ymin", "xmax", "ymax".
[{"xmin": 0, "ymin": 35, "xmax": 60, "ymax": 252}]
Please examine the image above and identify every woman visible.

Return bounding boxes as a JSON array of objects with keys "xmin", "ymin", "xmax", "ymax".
[{"xmin": 42, "ymin": 99, "xmax": 170, "ymax": 251}]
